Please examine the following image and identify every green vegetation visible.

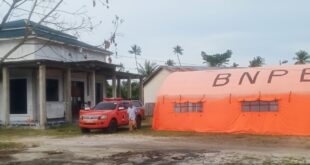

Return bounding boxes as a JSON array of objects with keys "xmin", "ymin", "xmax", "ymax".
[
  {"xmin": 0, "ymin": 142, "xmax": 24, "ymax": 150},
  {"xmin": 201, "ymin": 50, "xmax": 232, "ymax": 67},
  {"xmin": 0, "ymin": 125, "xmax": 81, "ymax": 141},
  {"xmin": 249, "ymin": 56, "xmax": 265, "ymax": 67},
  {"xmin": 137, "ymin": 60, "xmax": 158, "ymax": 78},
  {"xmin": 173, "ymin": 45, "xmax": 184, "ymax": 66},
  {"xmin": 294, "ymin": 50, "xmax": 310, "ymax": 65}
]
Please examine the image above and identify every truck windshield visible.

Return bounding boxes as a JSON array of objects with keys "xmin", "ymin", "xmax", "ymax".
[{"xmin": 94, "ymin": 102, "xmax": 117, "ymax": 110}]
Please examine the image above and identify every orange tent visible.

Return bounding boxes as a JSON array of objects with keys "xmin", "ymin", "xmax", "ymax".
[{"xmin": 153, "ymin": 65, "xmax": 310, "ymax": 136}]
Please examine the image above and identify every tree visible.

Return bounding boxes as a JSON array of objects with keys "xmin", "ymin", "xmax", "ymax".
[
  {"xmin": 249, "ymin": 56, "xmax": 265, "ymax": 67},
  {"xmin": 201, "ymin": 50, "xmax": 232, "ymax": 67},
  {"xmin": 165, "ymin": 59, "xmax": 175, "ymax": 66},
  {"xmin": 173, "ymin": 45, "xmax": 183, "ymax": 66},
  {"xmin": 232, "ymin": 62, "xmax": 239, "ymax": 67},
  {"xmin": 137, "ymin": 60, "xmax": 158, "ymax": 78},
  {"xmin": 293, "ymin": 50, "xmax": 310, "ymax": 64},
  {"xmin": 0, "ymin": 0, "xmax": 112, "ymax": 64},
  {"xmin": 128, "ymin": 44, "xmax": 142, "ymax": 71}
]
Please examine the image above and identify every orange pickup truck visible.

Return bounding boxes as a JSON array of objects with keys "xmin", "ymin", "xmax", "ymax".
[{"xmin": 79, "ymin": 98, "xmax": 145, "ymax": 133}]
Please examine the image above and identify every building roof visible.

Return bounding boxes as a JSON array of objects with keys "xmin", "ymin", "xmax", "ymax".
[
  {"xmin": 0, "ymin": 19, "xmax": 112, "ymax": 54},
  {"xmin": 143, "ymin": 65, "xmax": 213, "ymax": 86}
]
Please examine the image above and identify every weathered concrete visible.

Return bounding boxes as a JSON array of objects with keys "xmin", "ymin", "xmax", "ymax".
[
  {"xmin": 38, "ymin": 65, "xmax": 46, "ymax": 129},
  {"xmin": 2, "ymin": 66, "xmax": 10, "ymax": 126},
  {"xmin": 64, "ymin": 68, "xmax": 72, "ymax": 123},
  {"xmin": 112, "ymin": 75, "xmax": 116, "ymax": 98}
]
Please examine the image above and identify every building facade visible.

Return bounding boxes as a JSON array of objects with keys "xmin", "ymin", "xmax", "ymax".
[{"xmin": 0, "ymin": 20, "xmax": 142, "ymax": 128}]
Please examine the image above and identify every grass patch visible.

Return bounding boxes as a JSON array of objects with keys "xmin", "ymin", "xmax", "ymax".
[
  {"xmin": 0, "ymin": 142, "xmax": 24, "ymax": 150},
  {"xmin": 0, "ymin": 124, "xmax": 81, "ymax": 141}
]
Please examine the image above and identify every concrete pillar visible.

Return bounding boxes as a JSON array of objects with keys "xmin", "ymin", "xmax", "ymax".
[
  {"xmin": 64, "ymin": 68, "xmax": 72, "ymax": 123},
  {"xmin": 38, "ymin": 65, "xmax": 46, "ymax": 129},
  {"xmin": 112, "ymin": 75, "xmax": 117, "ymax": 98},
  {"xmin": 139, "ymin": 77, "xmax": 144, "ymax": 103},
  {"xmin": 102, "ymin": 75, "xmax": 107, "ymax": 99},
  {"xmin": 90, "ymin": 71, "xmax": 96, "ymax": 107},
  {"xmin": 2, "ymin": 66, "xmax": 10, "ymax": 126},
  {"xmin": 117, "ymin": 78, "xmax": 121, "ymax": 97},
  {"xmin": 127, "ymin": 77, "xmax": 132, "ymax": 99}
]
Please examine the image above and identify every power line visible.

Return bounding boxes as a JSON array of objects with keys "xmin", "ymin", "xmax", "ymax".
[{"xmin": 115, "ymin": 54, "xmax": 203, "ymax": 66}]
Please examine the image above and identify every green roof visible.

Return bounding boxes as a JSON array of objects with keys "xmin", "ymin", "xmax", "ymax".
[{"xmin": 0, "ymin": 19, "xmax": 111, "ymax": 54}]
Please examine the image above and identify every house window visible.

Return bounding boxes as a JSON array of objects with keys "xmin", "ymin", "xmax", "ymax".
[
  {"xmin": 46, "ymin": 79, "xmax": 59, "ymax": 101},
  {"xmin": 241, "ymin": 100, "xmax": 278, "ymax": 112},
  {"xmin": 174, "ymin": 102, "xmax": 203, "ymax": 112}
]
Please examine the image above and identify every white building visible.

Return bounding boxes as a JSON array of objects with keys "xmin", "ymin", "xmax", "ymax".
[
  {"xmin": 0, "ymin": 19, "xmax": 142, "ymax": 128},
  {"xmin": 143, "ymin": 66, "xmax": 209, "ymax": 116}
]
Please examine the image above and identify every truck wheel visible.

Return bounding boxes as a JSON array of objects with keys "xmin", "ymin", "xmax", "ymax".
[
  {"xmin": 107, "ymin": 119, "xmax": 118, "ymax": 133},
  {"xmin": 81, "ymin": 128, "xmax": 90, "ymax": 133},
  {"xmin": 136, "ymin": 116, "xmax": 142, "ymax": 129}
]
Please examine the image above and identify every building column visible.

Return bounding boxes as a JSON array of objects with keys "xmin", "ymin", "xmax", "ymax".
[
  {"xmin": 112, "ymin": 75, "xmax": 117, "ymax": 98},
  {"xmin": 117, "ymin": 78, "xmax": 121, "ymax": 97},
  {"xmin": 102, "ymin": 75, "xmax": 107, "ymax": 99},
  {"xmin": 127, "ymin": 77, "xmax": 132, "ymax": 99},
  {"xmin": 2, "ymin": 66, "xmax": 10, "ymax": 126},
  {"xmin": 90, "ymin": 71, "xmax": 96, "ymax": 107},
  {"xmin": 139, "ymin": 77, "xmax": 144, "ymax": 103},
  {"xmin": 64, "ymin": 68, "xmax": 72, "ymax": 123},
  {"xmin": 38, "ymin": 65, "xmax": 46, "ymax": 129}
]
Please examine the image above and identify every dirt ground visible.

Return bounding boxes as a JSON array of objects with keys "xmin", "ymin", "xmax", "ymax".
[{"xmin": 1, "ymin": 126, "xmax": 310, "ymax": 165}]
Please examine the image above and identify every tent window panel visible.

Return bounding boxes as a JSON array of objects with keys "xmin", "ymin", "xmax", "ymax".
[
  {"xmin": 174, "ymin": 102, "xmax": 203, "ymax": 113},
  {"xmin": 241, "ymin": 100, "xmax": 278, "ymax": 112},
  {"xmin": 174, "ymin": 103, "xmax": 181, "ymax": 112}
]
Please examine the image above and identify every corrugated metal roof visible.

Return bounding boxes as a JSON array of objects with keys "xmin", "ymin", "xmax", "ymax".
[{"xmin": 0, "ymin": 19, "xmax": 111, "ymax": 54}]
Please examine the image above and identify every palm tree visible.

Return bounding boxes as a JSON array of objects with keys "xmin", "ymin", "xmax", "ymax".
[
  {"xmin": 249, "ymin": 56, "xmax": 265, "ymax": 67},
  {"xmin": 293, "ymin": 50, "xmax": 310, "ymax": 64},
  {"xmin": 137, "ymin": 60, "xmax": 158, "ymax": 78},
  {"xmin": 165, "ymin": 59, "xmax": 175, "ymax": 66},
  {"xmin": 173, "ymin": 45, "xmax": 183, "ymax": 66},
  {"xmin": 201, "ymin": 50, "xmax": 232, "ymax": 67},
  {"xmin": 128, "ymin": 45, "xmax": 142, "ymax": 71}
]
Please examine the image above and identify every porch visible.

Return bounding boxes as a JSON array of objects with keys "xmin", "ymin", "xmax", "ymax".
[{"xmin": 0, "ymin": 60, "xmax": 142, "ymax": 128}]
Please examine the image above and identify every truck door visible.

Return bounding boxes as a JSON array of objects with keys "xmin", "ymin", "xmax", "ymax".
[{"xmin": 117, "ymin": 103, "xmax": 128, "ymax": 125}]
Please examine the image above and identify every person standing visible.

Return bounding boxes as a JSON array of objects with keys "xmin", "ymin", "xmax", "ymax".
[{"xmin": 127, "ymin": 102, "xmax": 137, "ymax": 131}]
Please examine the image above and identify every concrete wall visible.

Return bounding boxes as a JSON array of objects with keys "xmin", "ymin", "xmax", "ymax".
[
  {"xmin": 144, "ymin": 69, "xmax": 171, "ymax": 103},
  {"xmin": 35, "ymin": 41, "xmax": 107, "ymax": 62},
  {"xmin": 143, "ymin": 69, "xmax": 171, "ymax": 116},
  {"xmin": 46, "ymin": 69, "xmax": 65, "ymax": 119},
  {"xmin": 0, "ymin": 38, "xmax": 107, "ymax": 63},
  {"xmin": 0, "ymin": 39, "xmax": 36, "ymax": 61}
]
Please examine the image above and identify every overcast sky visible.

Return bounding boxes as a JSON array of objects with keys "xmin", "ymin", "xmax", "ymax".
[{"xmin": 4, "ymin": 0, "xmax": 310, "ymax": 73}]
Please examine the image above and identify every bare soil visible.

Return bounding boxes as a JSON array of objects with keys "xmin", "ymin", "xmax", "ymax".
[{"xmin": 1, "ymin": 128, "xmax": 310, "ymax": 164}]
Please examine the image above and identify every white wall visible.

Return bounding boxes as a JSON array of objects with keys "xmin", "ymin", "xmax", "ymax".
[
  {"xmin": 45, "ymin": 69, "xmax": 65, "ymax": 119},
  {"xmin": 35, "ymin": 40, "xmax": 107, "ymax": 62},
  {"xmin": 144, "ymin": 69, "xmax": 171, "ymax": 103},
  {"xmin": 0, "ymin": 38, "xmax": 108, "ymax": 63},
  {"xmin": 0, "ymin": 39, "xmax": 36, "ymax": 62}
]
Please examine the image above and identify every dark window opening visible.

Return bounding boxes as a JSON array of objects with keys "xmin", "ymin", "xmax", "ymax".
[
  {"xmin": 46, "ymin": 79, "xmax": 59, "ymax": 101},
  {"xmin": 241, "ymin": 100, "xmax": 278, "ymax": 112},
  {"xmin": 10, "ymin": 79, "xmax": 27, "ymax": 114},
  {"xmin": 174, "ymin": 102, "xmax": 203, "ymax": 113}
]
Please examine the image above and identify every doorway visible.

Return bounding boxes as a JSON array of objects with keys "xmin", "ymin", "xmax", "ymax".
[
  {"xmin": 10, "ymin": 79, "xmax": 27, "ymax": 114},
  {"xmin": 71, "ymin": 81, "xmax": 84, "ymax": 120}
]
